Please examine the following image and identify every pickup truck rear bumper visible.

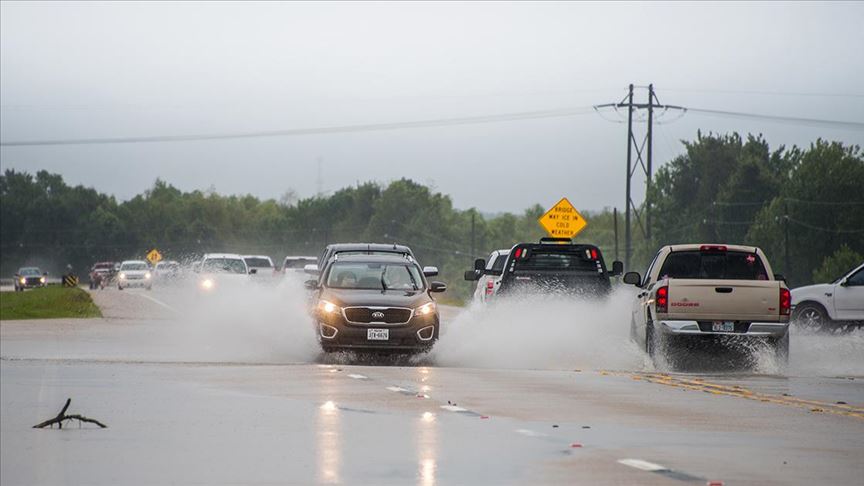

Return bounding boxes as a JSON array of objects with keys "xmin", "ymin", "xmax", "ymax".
[{"xmin": 657, "ymin": 320, "xmax": 788, "ymax": 338}]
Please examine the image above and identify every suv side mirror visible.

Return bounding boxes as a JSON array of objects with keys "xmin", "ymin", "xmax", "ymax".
[
  {"xmin": 464, "ymin": 270, "xmax": 480, "ymax": 281},
  {"xmin": 473, "ymin": 258, "xmax": 486, "ymax": 271},
  {"xmin": 623, "ymin": 272, "xmax": 641, "ymax": 286},
  {"xmin": 430, "ymin": 281, "xmax": 447, "ymax": 293},
  {"xmin": 304, "ymin": 279, "xmax": 319, "ymax": 290},
  {"xmin": 609, "ymin": 261, "xmax": 624, "ymax": 277}
]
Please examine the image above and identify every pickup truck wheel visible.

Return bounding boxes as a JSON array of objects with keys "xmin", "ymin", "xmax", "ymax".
[
  {"xmin": 645, "ymin": 322, "xmax": 657, "ymax": 359},
  {"xmin": 793, "ymin": 302, "xmax": 829, "ymax": 331},
  {"xmin": 771, "ymin": 332, "xmax": 790, "ymax": 365}
]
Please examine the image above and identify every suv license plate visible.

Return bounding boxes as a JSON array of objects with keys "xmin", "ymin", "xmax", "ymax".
[
  {"xmin": 712, "ymin": 321, "xmax": 735, "ymax": 332},
  {"xmin": 367, "ymin": 328, "xmax": 389, "ymax": 341}
]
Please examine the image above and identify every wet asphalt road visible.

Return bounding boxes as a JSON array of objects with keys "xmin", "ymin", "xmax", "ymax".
[{"xmin": 1, "ymin": 284, "xmax": 863, "ymax": 485}]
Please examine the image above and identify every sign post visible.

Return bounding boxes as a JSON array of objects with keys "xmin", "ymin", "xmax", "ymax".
[{"xmin": 538, "ymin": 197, "xmax": 588, "ymax": 239}]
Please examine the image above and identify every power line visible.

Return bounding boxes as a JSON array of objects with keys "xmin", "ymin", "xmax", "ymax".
[
  {"xmin": 0, "ymin": 106, "xmax": 595, "ymax": 147},
  {"xmin": 683, "ymin": 107, "xmax": 864, "ymax": 130}
]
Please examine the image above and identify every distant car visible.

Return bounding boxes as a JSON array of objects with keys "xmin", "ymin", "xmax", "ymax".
[
  {"xmin": 467, "ymin": 249, "xmax": 510, "ymax": 304},
  {"xmin": 282, "ymin": 256, "xmax": 317, "ymax": 274},
  {"xmin": 153, "ymin": 260, "xmax": 181, "ymax": 282},
  {"xmin": 14, "ymin": 267, "xmax": 47, "ymax": 291},
  {"xmin": 243, "ymin": 255, "xmax": 275, "ymax": 278},
  {"xmin": 308, "ymin": 243, "xmax": 416, "ymax": 276},
  {"xmin": 117, "ymin": 260, "xmax": 152, "ymax": 290},
  {"xmin": 306, "ymin": 254, "xmax": 446, "ymax": 353},
  {"xmin": 791, "ymin": 262, "xmax": 864, "ymax": 331},
  {"xmin": 195, "ymin": 253, "xmax": 252, "ymax": 293},
  {"xmin": 89, "ymin": 261, "xmax": 116, "ymax": 289},
  {"xmin": 465, "ymin": 238, "xmax": 622, "ymax": 301}
]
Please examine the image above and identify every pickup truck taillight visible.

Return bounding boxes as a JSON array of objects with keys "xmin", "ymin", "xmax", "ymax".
[
  {"xmin": 780, "ymin": 288, "xmax": 791, "ymax": 315},
  {"xmin": 656, "ymin": 285, "xmax": 669, "ymax": 313}
]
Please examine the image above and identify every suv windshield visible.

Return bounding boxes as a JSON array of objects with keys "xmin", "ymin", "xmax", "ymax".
[
  {"xmin": 327, "ymin": 262, "xmax": 424, "ymax": 290},
  {"xmin": 244, "ymin": 258, "xmax": 272, "ymax": 268},
  {"xmin": 512, "ymin": 247, "xmax": 598, "ymax": 272},
  {"xmin": 284, "ymin": 258, "xmax": 315, "ymax": 269},
  {"xmin": 19, "ymin": 268, "xmax": 41, "ymax": 276},
  {"xmin": 121, "ymin": 263, "xmax": 148, "ymax": 271},
  {"xmin": 203, "ymin": 258, "xmax": 247, "ymax": 274},
  {"xmin": 658, "ymin": 251, "xmax": 768, "ymax": 280}
]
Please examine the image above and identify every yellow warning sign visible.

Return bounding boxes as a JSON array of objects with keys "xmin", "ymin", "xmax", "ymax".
[
  {"xmin": 538, "ymin": 197, "xmax": 588, "ymax": 239},
  {"xmin": 146, "ymin": 248, "xmax": 163, "ymax": 265}
]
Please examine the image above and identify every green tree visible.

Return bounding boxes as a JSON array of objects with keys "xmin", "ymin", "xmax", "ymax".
[{"xmin": 812, "ymin": 245, "xmax": 863, "ymax": 284}]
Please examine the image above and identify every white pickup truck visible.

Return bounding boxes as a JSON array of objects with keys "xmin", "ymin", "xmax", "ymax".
[
  {"xmin": 791, "ymin": 262, "xmax": 864, "ymax": 331},
  {"xmin": 624, "ymin": 244, "xmax": 791, "ymax": 363}
]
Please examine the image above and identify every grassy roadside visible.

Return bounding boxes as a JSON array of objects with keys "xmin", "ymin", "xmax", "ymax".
[{"xmin": 0, "ymin": 286, "xmax": 102, "ymax": 320}]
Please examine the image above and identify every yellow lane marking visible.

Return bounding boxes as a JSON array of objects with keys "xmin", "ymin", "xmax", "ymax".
[{"xmin": 627, "ymin": 372, "xmax": 864, "ymax": 420}]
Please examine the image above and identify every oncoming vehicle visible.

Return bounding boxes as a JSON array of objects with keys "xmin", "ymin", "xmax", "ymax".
[
  {"xmin": 282, "ymin": 256, "xmax": 317, "ymax": 274},
  {"xmin": 243, "ymin": 255, "xmax": 276, "ymax": 280},
  {"xmin": 196, "ymin": 253, "xmax": 252, "ymax": 292},
  {"xmin": 624, "ymin": 244, "xmax": 790, "ymax": 364},
  {"xmin": 153, "ymin": 260, "xmax": 181, "ymax": 283},
  {"xmin": 306, "ymin": 254, "xmax": 446, "ymax": 353},
  {"xmin": 465, "ymin": 238, "xmax": 622, "ymax": 300},
  {"xmin": 14, "ymin": 267, "xmax": 47, "ymax": 292},
  {"xmin": 89, "ymin": 262, "xmax": 115, "ymax": 289},
  {"xmin": 791, "ymin": 262, "xmax": 864, "ymax": 331},
  {"xmin": 117, "ymin": 260, "xmax": 152, "ymax": 290},
  {"xmin": 308, "ymin": 243, "xmax": 416, "ymax": 276}
]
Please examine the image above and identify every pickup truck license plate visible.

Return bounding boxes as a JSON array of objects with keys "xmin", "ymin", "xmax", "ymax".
[
  {"xmin": 712, "ymin": 321, "xmax": 735, "ymax": 332},
  {"xmin": 367, "ymin": 328, "xmax": 389, "ymax": 340}
]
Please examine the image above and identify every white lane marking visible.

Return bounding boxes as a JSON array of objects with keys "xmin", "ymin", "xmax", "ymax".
[
  {"xmin": 348, "ymin": 374, "xmax": 367, "ymax": 380},
  {"xmin": 440, "ymin": 405, "xmax": 468, "ymax": 412},
  {"xmin": 515, "ymin": 429, "xmax": 547, "ymax": 438},
  {"xmin": 617, "ymin": 459, "xmax": 669, "ymax": 472},
  {"xmin": 386, "ymin": 386, "xmax": 409, "ymax": 392},
  {"xmin": 135, "ymin": 293, "xmax": 180, "ymax": 313}
]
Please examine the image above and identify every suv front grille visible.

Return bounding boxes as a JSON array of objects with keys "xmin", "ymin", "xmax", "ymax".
[{"xmin": 344, "ymin": 307, "xmax": 412, "ymax": 324}]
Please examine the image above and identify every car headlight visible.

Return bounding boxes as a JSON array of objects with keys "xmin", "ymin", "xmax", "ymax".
[
  {"xmin": 20, "ymin": 277, "xmax": 26, "ymax": 285},
  {"xmin": 144, "ymin": 272, "xmax": 151, "ymax": 280},
  {"xmin": 200, "ymin": 278, "xmax": 214, "ymax": 290},
  {"xmin": 416, "ymin": 302, "xmax": 436, "ymax": 316},
  {"xmin": 318, "ymin": 300, "xmax": 339, "ymax": 314},
  {"xmin": 40, "ymin": 277, "xmax": 46, "ymax": 283},
  {"xmin": 119, "ymin": 272, "xmax": 126, "ymax": 280}
]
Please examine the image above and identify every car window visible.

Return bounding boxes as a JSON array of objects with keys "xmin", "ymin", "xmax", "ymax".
[
  {"xmin": 202, "ymin": 258, "xmax": 247, "ymax": 274},
  {"xmin": 658, "ymin": 251, "xmax": 768, "ymax": 280},
  {"xmin": 642, "ymin": 251, "xmax": 661, "ymax": 286},
  {"xmin": 846, "ymin": 267, "xmax": 864, "ymax": 286},
  {"xmin": 511, "ymin": 247, "xmax": 597, "ymax": 272},
  {"xmin": 121, "ymin": 263, "xmax": 148, "ymax": 271},
  {"xmin": 326, "ymin": 262, "xmax": 424, "ymax": 290},
  {"xmin": 19, "ymin": 268, "xmax": 41, "ymax": 276},
  {"xmin": 491, "ymin": 254, "xmax": 508, "ymax": 272},
  {"xmin": 244, "ymin": 257, "xmax": 272, "ymax": 268},
  {"xmin": 284, "ymin": 258, "xmax": 315, "ymax": 269}
]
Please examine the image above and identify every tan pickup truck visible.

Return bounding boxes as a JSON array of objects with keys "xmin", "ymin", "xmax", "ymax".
[{"xmin": 623, "ymin": 244, "xmax": 790, "ymax": 363}]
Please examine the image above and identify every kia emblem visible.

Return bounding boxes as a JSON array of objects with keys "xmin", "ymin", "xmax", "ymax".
[{"xmin": 371, "ymin": 311, "xmax": 385, "ymax": 320}]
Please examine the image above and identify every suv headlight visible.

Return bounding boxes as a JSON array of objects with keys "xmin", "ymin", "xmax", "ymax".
[
  {"xmin": 119, "ymin": 272, "xmax": 126, "ymax": 280},
  {"xmin": 144, "ymin": 272, "xmax": 151, "ymax": 280},
  {"xmin": 200, "ymin": 278, "xmax": 214, "ymax": 290},
  {"xmin": 19, "ymin": 277, "xmax": 26, "ymax": 285},
  {"xmin": 416, "ymin": 302, "xmax": 436, "ymax": 316},
  {"xmin": 318, "ymin": 300, "xmax": 339, "ymax": 314}
]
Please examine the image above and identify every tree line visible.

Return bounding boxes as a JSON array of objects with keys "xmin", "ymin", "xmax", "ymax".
[{"xmin": 2, "ymin": 133, "xmax": 861, "ymax": 298}]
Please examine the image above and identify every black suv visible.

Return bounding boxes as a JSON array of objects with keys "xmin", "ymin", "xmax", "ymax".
[
  {"xmin": 306, "ymin": 254, "xmax": 446, "ymax": 353},
  {"xmin": 465, "ymin": 238, "xmax": 623, "ymax": 299}
]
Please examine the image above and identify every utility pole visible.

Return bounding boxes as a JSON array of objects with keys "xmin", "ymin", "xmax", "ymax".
[
  {"xmin": 595, "ymin": 84, "xmax": 683, "ymax": 270},
  {"xmin": 784, "ymin": 202, "xmax": 790, "ymax": 275},
  {"xmin": 613, "ymin": 207, "xmax": 619, "ymax": 262},
  {"xmin": 470, "ymin": 212, "xmax": 476, "ymax": 259}
]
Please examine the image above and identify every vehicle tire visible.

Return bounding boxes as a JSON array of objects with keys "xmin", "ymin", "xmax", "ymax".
[
  {"xmin": 118, "ymin": 284, "xmax": 123, "ymax": 290},
  {"xmin": 793, "ymin": 302, "xmax": 830, "ymax": 331},
  {"xmin": 645, "ymin": 321, "xmax": 657, "ymax": 360},
  {"xmin": 146, "ymin": 285, "xmax": 152, "ymax": 291},
  {"xmin": 770, "ymin": 332, "xmax": 790, "ymax": 366}
]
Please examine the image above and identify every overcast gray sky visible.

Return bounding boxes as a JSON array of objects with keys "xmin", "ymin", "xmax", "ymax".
[{"xmin": 1, "ymin": 1, "xmax": 862, "ymax": 213}]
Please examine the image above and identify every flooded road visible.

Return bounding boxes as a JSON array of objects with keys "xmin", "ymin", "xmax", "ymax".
[{"xmin": 1, "ymin": 285, "xmax": 863, "ymax": 485}]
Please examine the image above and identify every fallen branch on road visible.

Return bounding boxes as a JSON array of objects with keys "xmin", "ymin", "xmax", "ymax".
[{"xmin": 32, "ymin": 398, "xmax": 108, "ymax": 429}]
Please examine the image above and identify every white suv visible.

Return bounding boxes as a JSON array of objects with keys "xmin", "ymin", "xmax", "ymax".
[
  {"xmin": 117, "ymin": 260, "xmax": 152, "ymax": 290},
  {"xmin": 792, "ymin": 262, "xmax": 864, "ymax": 330},
  {"xmin": 467, "ymin": 249, "xmax": 510, "ymax": 304},
  {"xmin": 195, "ymin": 253, "xmax": 252, "ymax": 292}
]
